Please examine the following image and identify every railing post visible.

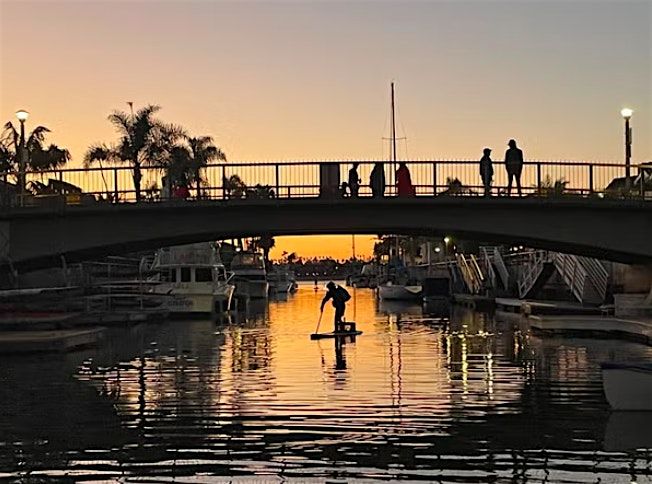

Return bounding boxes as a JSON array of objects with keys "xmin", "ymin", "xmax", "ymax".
[
  {"xmin": 221, "ymin": 165, "xmax": 226, "ymax": 200},
  {"xmin": 113, "ymin": 168, "xmax": 118, "ymax": 203},
  {"xmin": 432, "ymin": 162, "xmax": 437, "ymax": 196},
  {"xmin": 588, "ymin": 164, "xmax": 594, "ymax": 194},
  {"xmin": 275, "ymin": 164, "xmax": 280, "ymax": 199},
  {"xmin": 536, "ymin": 162, "xmax": 542, "ymax": 193}
]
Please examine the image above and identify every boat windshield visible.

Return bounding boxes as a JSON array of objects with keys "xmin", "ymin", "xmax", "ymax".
[{"xmin": 231, "ymin": 253, "xmax": 265, "ymax": 270}]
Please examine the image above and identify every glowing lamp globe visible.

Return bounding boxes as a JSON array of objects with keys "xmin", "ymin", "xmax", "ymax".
[
  {"xmin": 15, "ymin": 110, "xmax": 29, "ymax": 122},
  {"xmin": 621, "ymin": 108, "xmax": 633, "ymax": 120}
]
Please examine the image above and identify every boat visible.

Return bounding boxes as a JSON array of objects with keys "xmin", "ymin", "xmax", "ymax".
[
  {"xmin": 268, "ymin": 268, "xmax": 294, "ymax": 294},
  {"xmin": 230, "ymin": 251, "xmax": 269, "ymax": 299},
  {"xmin": 377, "ymin": 281, "xmax": 422, "ymax": 301},
  {"xmin": 601, "ymin": 362, "xmax": 652, "ymax": 410},
  {"xmin": 347, "ymin": 263, "xmax": 380, "ymax": 288},
  {"xmin": 148, "ymin": 243, "xmax": 235, "ymax": 314}
]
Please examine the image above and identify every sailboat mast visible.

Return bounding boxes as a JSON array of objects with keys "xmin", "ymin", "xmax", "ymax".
[{"xmin": 390, "ymin": 82, "xmax": 397, "ymax": 168}]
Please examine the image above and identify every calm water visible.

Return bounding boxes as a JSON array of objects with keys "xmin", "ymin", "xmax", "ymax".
[{"xmin": 2, "ymin": 284, "xmax": 652, "ymax": 483}]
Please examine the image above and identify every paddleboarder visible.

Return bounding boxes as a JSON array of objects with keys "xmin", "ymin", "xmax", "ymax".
[{"xmin": 320, "ymin": 281, "xmax": 351, "ymax": 332}]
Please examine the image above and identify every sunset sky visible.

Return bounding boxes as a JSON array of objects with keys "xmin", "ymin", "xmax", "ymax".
[{"xmin": 1, "ymin": 0, "xmax": 650, "ymax": 259}]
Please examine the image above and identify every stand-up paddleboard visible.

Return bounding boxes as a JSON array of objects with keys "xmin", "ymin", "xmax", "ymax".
[{"xmin": 310, "ymin": 330, "xmax": 363, "ymax": 340}]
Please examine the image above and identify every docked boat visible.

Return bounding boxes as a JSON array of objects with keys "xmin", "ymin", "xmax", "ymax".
[
  {"xmin": 347, "ymin": 263, "xmax": 380, "ymax": 288},
  {"xmin": 377, "ymin": 281, "xmax": 423, "ymax": 301},
  {"xmin": 601, "ymin": 362, "xmax": 652, "ymax": 410},
  {"xmin": 230, "ymin": 251, "xmax": 269, "ymax": 299},
  {"xmin": 148, "ymin": 243, "xmax": 235, "ymax": 314},
  {"xmin": 268, "ymin": 268, "xmax": 294, "ymax": 294}
]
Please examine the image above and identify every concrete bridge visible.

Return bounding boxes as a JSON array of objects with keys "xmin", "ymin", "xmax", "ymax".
[{"xmin": 2, "ymin": 197, "xmax": 651, "ymax": 272}]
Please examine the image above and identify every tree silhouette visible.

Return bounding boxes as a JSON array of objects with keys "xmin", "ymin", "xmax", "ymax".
[
  {"xmin": 187, "ymin": 136, "xmax": 226, "ymax": 198},
  {"xmin": 0, "ymin": 122, "xmax": 70, "ymax": 176},
  {"xmin": 85, "ymin": 104, "xmax": 174, "ymax": 201}
]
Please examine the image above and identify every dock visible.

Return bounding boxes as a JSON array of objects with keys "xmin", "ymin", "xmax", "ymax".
[
  {"xmin": 0, "ymin": 327, "xmax": 106, "ymax": 354},
  {"xmin": 495, "ymin": 298, "xmax": 605, "ymax": 316},
  {"xmin": 528, "ymin": 315, "xmax": 652, "ymax": 345}
]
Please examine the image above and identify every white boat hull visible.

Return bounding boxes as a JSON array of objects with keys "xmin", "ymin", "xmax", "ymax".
[
  {"xmin": 378, "ymin": 284, "xmax": 423, "ymax": 301},
  {"xmin": 153, "ymin": 283, "xmax": 235, "ymax": 314},
  {"xmin": 602, "ymin": 363, "xmax": 652, "ymax": 410}
]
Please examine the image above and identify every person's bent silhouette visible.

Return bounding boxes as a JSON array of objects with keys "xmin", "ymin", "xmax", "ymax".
[
  {"xmin": 505, "ymin": 139, "xmax": 524, "ymax": 196},
  {"xmin": 320, "ymin": 281, "xmax": 351, "ymax": 332}
]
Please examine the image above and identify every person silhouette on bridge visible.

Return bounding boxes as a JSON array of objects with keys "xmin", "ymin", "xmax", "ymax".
[
  {"xmin": 320, "ymin": 281, "xmax": 351, "ymax": 333},
  {"xmin": 480, "ymin": 148, "xmax": 493, "ymax": 196},
  {"xmin": 370, "ymin": 162, "xmax": 386, "ymax": 198},
  {"xmin": 348, "ymin": 163, "xmax": 361, "ymax": 197},
  {"xmin": 505, "ymin": 139, "xmax": 524, "ymax": 196},
  {"xmin": 396, "ymin": 162, "xmax": 415, "ymax": 197}
]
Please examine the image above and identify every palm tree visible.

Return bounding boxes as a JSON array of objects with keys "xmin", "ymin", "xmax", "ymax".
[
  {"xmin": 0, "ymin": 122, "xmax": 70, "ymax": 176},
  {"xmin": 85, "ymin": 104, "xmax": 164, "ymax": 201},
  {"xmin": 187, "ymin": 136, "xmax": 226, "ymax": 198},
  {"xmin": 253, "ymin": 234, "xmax": 276, "ymax": 269}
]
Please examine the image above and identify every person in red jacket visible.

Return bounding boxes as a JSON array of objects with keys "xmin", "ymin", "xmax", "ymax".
[
  {"xmin": 396, "ymin": 162, "xmax": 415, "ymax": 197},
  {"xmin": 173, "ymin": 177, "xmax": 190, "ymax": 200}
]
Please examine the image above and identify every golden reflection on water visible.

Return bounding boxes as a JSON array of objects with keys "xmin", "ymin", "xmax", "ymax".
[{"xmin": 4, "ymin": 283, "xmax": 652, "ymax": 480}]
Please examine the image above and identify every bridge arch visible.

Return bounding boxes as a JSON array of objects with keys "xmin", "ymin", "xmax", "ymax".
[{"xmin": 2, "ymin": 197, "xmax": 652, "ymax": 272}]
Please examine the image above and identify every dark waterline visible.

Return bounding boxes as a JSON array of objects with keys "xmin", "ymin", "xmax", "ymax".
[{"xmin": 1, "ymin": 284, "xmax": 652, "ymax": 482}]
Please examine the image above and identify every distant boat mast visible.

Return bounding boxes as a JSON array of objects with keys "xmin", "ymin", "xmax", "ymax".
[{"xmin": 390, "ymin": 82, "xmax": 397, "ymax": 173}]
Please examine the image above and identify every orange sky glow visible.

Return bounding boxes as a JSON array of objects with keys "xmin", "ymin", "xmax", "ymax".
[{"xmin": 1, "ymin": 1, "xmax": 650, "ymax": 258}]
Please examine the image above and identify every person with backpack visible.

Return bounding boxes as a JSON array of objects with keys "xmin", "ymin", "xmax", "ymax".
[{"xmin": 320, "ymin": 281, "xmax": 351, "ymax": 332}]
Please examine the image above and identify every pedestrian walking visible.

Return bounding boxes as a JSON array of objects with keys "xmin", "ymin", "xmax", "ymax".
[
  {"xmin": 479, "ymin": 148, "xmax": 493, "ymax": 196},
  {"xmin": 396, "ymin": 162, "xmax": 415, "ymax": 197},
  {"xmin": 348, "ymin": 163, "xmax": 361, "ymax": 197},
  {"xmin": 505, "ymin": 139, "xmax": 524, "ymax": 196},
  {"xmin": 370, "ymin": 162, "xmax": 386, "ymax": 198}
]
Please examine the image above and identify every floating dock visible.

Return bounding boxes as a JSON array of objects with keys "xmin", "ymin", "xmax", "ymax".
[
  {"xmin": 0, "ymin": 327, "xmax": 106, "ymax": 354},
  {"xmin": 528, "ymin": 315, "xmax": 652, "ymax": 345},
  {"xmin": 495, "ymin": 298, "xmax": 605, "ymax": 316}
]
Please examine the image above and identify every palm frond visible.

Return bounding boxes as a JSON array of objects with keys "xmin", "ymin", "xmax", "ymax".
[
  {"xmin": 1, "ymin": 122, "xmax": 19, "ymax": 150},
  {"xmin": 84, "ymin": 143, "xmax": 114, "ymax": 168},
  {"xmin": 29, "ymin": 144, "xmax": 70, "ymax": 171}
]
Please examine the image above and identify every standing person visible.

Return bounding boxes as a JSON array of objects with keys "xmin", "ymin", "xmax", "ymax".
[
  {"xmin": 320, "ymin": 281, "xmax": 351, "ymax": 333},
  {"xmin": 161, "ymin": 174, "xmax": 171, "ymax": 200},
  {"xmin": 348, "ymin": 163, "xmax": 361, "ymax": 197},
  {"xmin": 173, "ymin": 175, "xmax": 190, "ymax": 200},
  {"xmin": 396, "ymin": 162, "xmax": 415, "ymax": 197},
  {"xmin": 479, "ymin": 148, "xmax": 494, "ymax": 196},
  {"xmin": 505, "ymin": 139, "xmax": 524, "ymax": 196},
  {"xmin": 370, "ymin": 162, "xmax": 386, "ymax": 198}
]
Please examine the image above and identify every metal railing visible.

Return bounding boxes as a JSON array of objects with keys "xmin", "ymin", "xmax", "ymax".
[
  {"xmin": 553, "ymin": 253, "xmax": 608, "ymax": 305},
  {"xmin": 2, "ymin": 159, "xmax": 649, "ymax": 207},
  {"xmin": 517, "ymin": 250, "xmax": 551, "ymax": 299}
]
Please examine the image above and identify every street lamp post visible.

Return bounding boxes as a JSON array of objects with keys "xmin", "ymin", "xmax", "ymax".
[
  {"xmin": 621, "ymin": 108, "xmax": 633, "ymax": 192},
  {"xmin": 15, "ymin": 109, "xmax": 29, "ymax": 203}
]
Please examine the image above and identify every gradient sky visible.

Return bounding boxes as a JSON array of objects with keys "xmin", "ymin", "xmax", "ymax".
[{"xmin": 1, "ymin": 0, "xmax": 650, "ymax": 259}]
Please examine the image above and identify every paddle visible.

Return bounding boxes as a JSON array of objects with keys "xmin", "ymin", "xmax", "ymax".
[{"xmin": 314, "ymin": 310, "xmax": 324, "ymax": 335}]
